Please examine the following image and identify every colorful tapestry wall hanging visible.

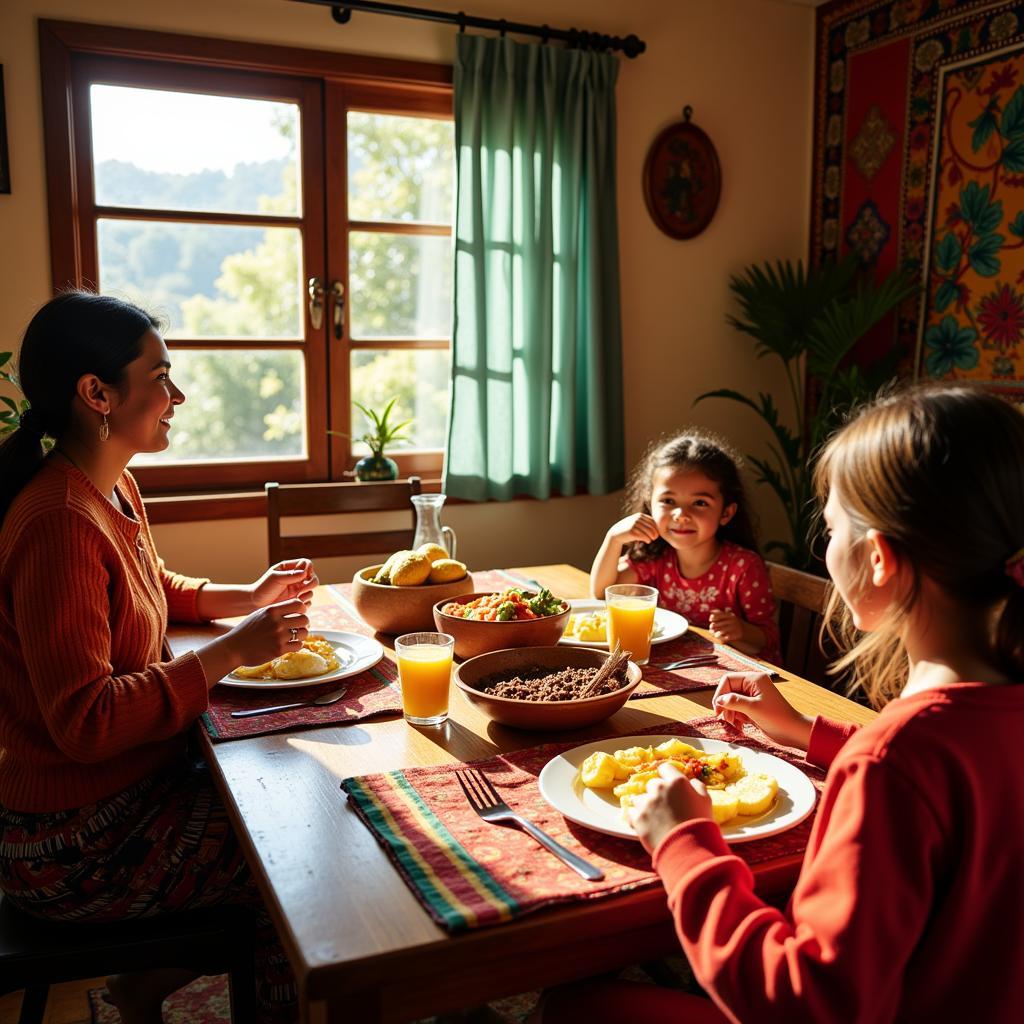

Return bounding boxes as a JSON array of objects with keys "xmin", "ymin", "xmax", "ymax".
[{"xmin": 812, "ymin": 0, "xmax": 1024, "ymax": 400}]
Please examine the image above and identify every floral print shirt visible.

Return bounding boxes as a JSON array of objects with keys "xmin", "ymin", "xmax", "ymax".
[{"xmin": 626, "ymin": 541, "xmax": 781, "ymax": 664}]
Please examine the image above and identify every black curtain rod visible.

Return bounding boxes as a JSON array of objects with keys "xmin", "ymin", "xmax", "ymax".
[{"xmin": 292, "ymin": 0, "xmax": 647, "ymax": 58}]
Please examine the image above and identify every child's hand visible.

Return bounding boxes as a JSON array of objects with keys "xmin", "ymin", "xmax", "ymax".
[
  {"xmin": 249, "ymin": 559, "xmax": 319, "ymax": 610},
  {"xmin": 607, "ymin": 513, "xmax": 659, "ymax": 546},
  {"xmin": 712, "ymin": 672, "xmax": 814, "ymax": 751},
  {"xmin": 708, "ymin": 608, "xmax": 744, "ymax": 645},
  {"xmin": 628, "ymin": 762, "xmax": 713, "ymax": 854}
]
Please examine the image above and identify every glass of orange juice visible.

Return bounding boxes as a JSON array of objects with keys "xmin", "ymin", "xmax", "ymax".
[
  {"xmin": 604, "ymin": 584, "xmax": 658, "ymax": 665},
  {"xmin": 394, "ymin": 632, "xmax": 455, "ymax": 726}
]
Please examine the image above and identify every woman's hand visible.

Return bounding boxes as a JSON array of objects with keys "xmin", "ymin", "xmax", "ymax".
[
  {"xmin": 712, "ymin": 671, "xmax": 814, "ymax": 752},
  {"xmin": 606, "ymin": 513, "xmax": 660, "ymax": 546},
  {"xmin": 195, "ymin": 597, "xmax": 311, "ymax": 688},
  {"xmin": 226, "ymin": 598, "xmax": 311, "ymax": 666},
  {"xmin": 249, "ymin": 559, "xmax": 318, "ymax": 610},
  {"xmin": 628, "ymin": 763, "xmax": 713, "ymax": 854}
]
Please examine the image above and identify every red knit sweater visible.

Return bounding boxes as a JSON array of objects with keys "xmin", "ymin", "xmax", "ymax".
[
  {"xmin": 0, "ymin": 461, "xmax": 210, "ymax": 812},
  {"xmin": 652, "ymin": 684, "xmax": 1024, "ymax": 1022}
]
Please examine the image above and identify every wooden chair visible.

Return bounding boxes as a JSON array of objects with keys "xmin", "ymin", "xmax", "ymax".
[
  {"xmin": 766, "ymin": 560, "xmax": 831, "ymax": 682},
  {"xmin": 265, "ymin": 477, "xmax": 422, "ymax": 564},
  {"xmin": 0, "ymin": 894, "xmax": 256, "ymax": 1024}
]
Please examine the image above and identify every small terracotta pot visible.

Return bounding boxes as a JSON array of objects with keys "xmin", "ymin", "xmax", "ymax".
[{"xmin": 351, "ymin": 565, "xmax": 475, "ymax": 635}]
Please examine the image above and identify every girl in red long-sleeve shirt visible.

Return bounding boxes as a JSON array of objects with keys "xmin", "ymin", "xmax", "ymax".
[{"xmin": 544, "ymin": 384, "xmax": 1024, "ymax": 1023}]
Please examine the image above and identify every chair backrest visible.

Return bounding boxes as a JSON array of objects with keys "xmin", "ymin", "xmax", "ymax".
[
  {"xmin": 766, "ymin": 560, "xmax": 831, "ymax": 681},
  {"xmin": 265, "ymin": 477, "xmax": 422, "ymax": 564}
]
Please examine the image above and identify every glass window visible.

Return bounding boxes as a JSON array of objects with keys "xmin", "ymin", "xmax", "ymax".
[
  {"xmin": 347, "ymin": 112, "xmax": 453, "ymax": 223},
  {"xmin": 91, "ymin": 85, "xmax": 301, "ymax": 216},
  {"xmin": 348, "ymin": 232, "xmax": 451, "ymax": 339},
  {"xmin": 97, "ymin": 220, "xmax": 304, "ymax": 339},
  {"xmin": 132, "ymin": 349, "xmax": 306, "ymax": 465},
  {"xmin": 350, "ymin": 349, "xmax": 451, "ymax": 452}
]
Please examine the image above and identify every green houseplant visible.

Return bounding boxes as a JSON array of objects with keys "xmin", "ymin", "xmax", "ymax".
[
  {"xmin": 697, "ymin": 255, "xmax": 918, "ymax": 571},
  {"xmin": 329, "ymin": 396, "xmax": 413, "ymax": 481},
  {"xmin": 0, "ymin": 351, "xmax": 53, "ymax": 450}
]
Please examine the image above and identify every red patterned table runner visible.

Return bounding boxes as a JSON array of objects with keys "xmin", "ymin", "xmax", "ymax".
[{"xmin": 340, "ymin": 716, "xmax": 825, "ymax": 932}]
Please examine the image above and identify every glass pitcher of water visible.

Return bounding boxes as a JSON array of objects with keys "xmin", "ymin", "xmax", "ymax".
[{"xmin": 411, "ymin": 494, "xmax": 457, "ymax": 560}]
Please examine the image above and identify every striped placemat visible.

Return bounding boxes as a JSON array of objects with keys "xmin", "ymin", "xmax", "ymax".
[{"xmin": 340, "ymin": 715, "xmax": 825, "ymax": 932}]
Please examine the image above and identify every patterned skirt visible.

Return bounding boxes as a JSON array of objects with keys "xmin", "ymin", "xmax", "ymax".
[{"xmin": 0, "ymin": 756, "xmax": 296, "ymax": 1022}]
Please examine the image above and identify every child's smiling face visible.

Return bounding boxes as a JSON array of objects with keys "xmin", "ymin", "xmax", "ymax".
[{"xmin": 650, "ymin": 466, "xmax": 736, "ymax": 554}]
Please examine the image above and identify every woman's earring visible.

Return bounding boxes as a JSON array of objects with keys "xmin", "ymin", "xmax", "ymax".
[{"xmin": 99, "ymin": 414, "xmax": 110, "ymax": 442}]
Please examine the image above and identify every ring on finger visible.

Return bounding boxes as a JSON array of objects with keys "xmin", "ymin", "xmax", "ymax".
[{"xmin": 289, "ymin": 626, "xmax": 300, "ymax": 643}]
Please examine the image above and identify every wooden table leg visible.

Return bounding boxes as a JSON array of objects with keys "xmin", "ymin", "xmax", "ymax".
[{"xmin": 302, "ymin": 987, "xmax": 381, "ymax": 1024}]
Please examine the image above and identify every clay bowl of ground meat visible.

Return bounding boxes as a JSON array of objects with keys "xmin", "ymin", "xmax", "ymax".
[{"xmin": 454, "ymin": 646, "xmax": 642, "ymax": 730}]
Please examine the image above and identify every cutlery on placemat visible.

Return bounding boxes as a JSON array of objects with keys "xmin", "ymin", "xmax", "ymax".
[
  {"xmin": 652, "ymin": 655, "xmax": 720, "ymax": 671},
  {"xmin": 230, "ymin": 685, "xmax": 349, "ymax": 719},
  {"xmin": 456, "ymin": 768, "xmax": 604, "ymax": 881}
]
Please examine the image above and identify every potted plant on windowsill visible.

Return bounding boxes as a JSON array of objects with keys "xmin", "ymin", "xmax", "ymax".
[{"xmin": 329, "ymin": 396, "xmax": 413, "ymax": 481}]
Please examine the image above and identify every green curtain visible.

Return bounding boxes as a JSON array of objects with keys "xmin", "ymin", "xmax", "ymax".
[{"xmin": 444, "ymin": 33, "xmax": 625, "ymax": 501}]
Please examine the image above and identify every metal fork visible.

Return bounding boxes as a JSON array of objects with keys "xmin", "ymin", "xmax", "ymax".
[
  {"xmin": 652, "ymin": 655, "xmax": 720, "ymax": 671},
  {"xmin": 455, "ymin": 768, "xmax": 605, "ymax": 881}
]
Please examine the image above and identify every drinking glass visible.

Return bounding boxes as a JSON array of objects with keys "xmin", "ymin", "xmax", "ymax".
[
  {"xmin": 604, "ymin": 584, "xmax": 658, "ymax": 665},
  {"xmin": 394, "ymin": 632, "xmax": 455, "ymax": 726}
]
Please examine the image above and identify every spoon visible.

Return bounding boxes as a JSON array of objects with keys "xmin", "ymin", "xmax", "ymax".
[{"xmin": 230, "ymin": 686, "xmax": 349, "ymax": 718}]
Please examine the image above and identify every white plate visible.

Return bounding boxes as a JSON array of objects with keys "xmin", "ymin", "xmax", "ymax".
[
  {"xmin": 537, "ymin": 734, "xmax": 817, "ymax": 844},
  {"xmin": 559, "ymin": 600, "xmax": 688, "ymax": 648},
  {"xmin": 218, "ymin": 630, "xmax": 385, "ymax": 690}
]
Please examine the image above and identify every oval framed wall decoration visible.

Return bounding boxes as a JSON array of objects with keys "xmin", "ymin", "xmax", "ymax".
[{"xmin": 643, "ymin": 106, "xmax": 721, "ymax": 240}]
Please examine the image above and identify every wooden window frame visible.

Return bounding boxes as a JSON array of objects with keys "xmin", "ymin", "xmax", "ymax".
[{"xmin": 39, "ymin": 19, "xmax": 453, "ymax": 505}]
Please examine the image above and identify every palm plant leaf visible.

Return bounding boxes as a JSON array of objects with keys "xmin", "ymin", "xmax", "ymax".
[
  {"xmin": 805, "ymin": 265, "xmax": 918, "ymax": 381},
  {"xmin": 727, "ymin": 256, "xmax": 858, "ymax": 363}
]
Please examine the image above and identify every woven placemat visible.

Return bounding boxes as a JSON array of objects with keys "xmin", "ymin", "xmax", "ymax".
[{"xmin": 341, "ymin": 715, "xmax": 825, "ymax": 932}]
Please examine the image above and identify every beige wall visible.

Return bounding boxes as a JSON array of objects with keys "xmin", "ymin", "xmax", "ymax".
[{"xmin": 0, "ymin": 0, "xmax": 814, "ymax": 583}]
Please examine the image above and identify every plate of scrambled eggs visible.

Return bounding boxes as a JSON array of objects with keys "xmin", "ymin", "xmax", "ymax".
[
  {"xmin": 537, "ymin": 734, "xmax": 817, "ymax": 843},
  {"xmin": 559, "ymin": 600, "xmax": 687, "ymax": 648},
  {"xmin": 219, "ymin": 630, "xmax": 384, "ymax": 690}
]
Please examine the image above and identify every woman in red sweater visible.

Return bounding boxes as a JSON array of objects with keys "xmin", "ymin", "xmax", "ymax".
[
  {"xmin": 541, "ymin": 384, "xmax": 1024, "ymax": 1023},
  {"xmin": 0, "ymin": 292, "xmax": 318, "ymax": 1023}
]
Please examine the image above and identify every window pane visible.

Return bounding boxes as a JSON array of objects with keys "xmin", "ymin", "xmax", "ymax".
[
  {"xmin": 91, "ymin": 85, "xmax": 301, "ymax": 216},
  {"xmin": 350, "ymin": 349, "xmax": 450, "ymax": 451},
  {"xmin": 347, "ymin": 111, "xmax": 453, "ymax": 223},
  {"xmin": 97, "ymin": 220, "xmax": 303, "ymax": 339},
  {"xmin": 132, "ymin": 349, "xmax": 305, "ymax": 465},
  {"xmin": 349, "ymin": 232, "xmax": 451, "ymax": 339}
]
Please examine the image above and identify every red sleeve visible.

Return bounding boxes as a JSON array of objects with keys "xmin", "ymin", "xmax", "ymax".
[
  {"xmin": 125, "ymin": 471, "xmax": 210, "ymax": 624},
  {"xmin": 9, "ymin": 512, "xmax": 209, "ymax": 764},
  {"xmin": 625, "ymin": 555, "xmax": 660, "ymax": 586},
  {"xmin": 652, "ymin": 753, "xmax": 939, "ymax": 1023},
  {"xmin": 733, "ymin": 553, "xmax": 780, "ymax": 661},
  {"xmin": 806, "ymin": 715, "xmax": 860, "ymax": 769},
  {"xmin": 157, "ymin": 557, "xmax": 211, "ymax": 624}
]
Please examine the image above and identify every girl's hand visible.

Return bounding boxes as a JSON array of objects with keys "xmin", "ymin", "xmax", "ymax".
[
  {"xmin": 628, "ymin": 763, "xmax": 713, "ymax": 854},
  {"xmin": 225, "ymin": 598, "xmax": 311, "ymax": 667},
  {"xmin": 607, "ymin": 513, "xmax": 660, "ymax": 546},
  {"xmin": 712, "ymin": 672, "xmax": 814, "ymax": 751},
  {"xmin": 250, "ymin": 559, "xmax": 318, "ymax": 610},
  {"xmin": 708, "ymin": 608, "xmax": 743, "ymax": 645}
]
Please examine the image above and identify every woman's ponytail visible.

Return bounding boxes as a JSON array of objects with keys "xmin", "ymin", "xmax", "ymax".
[{"xmin": 0, "ymin": 420, "xmax": 49, "ymax": 524}]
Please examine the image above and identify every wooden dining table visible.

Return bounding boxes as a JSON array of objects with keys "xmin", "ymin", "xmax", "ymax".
[{"xmin": 167, "ymin": 564, "xmax": 875, "ymax": 1024}]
